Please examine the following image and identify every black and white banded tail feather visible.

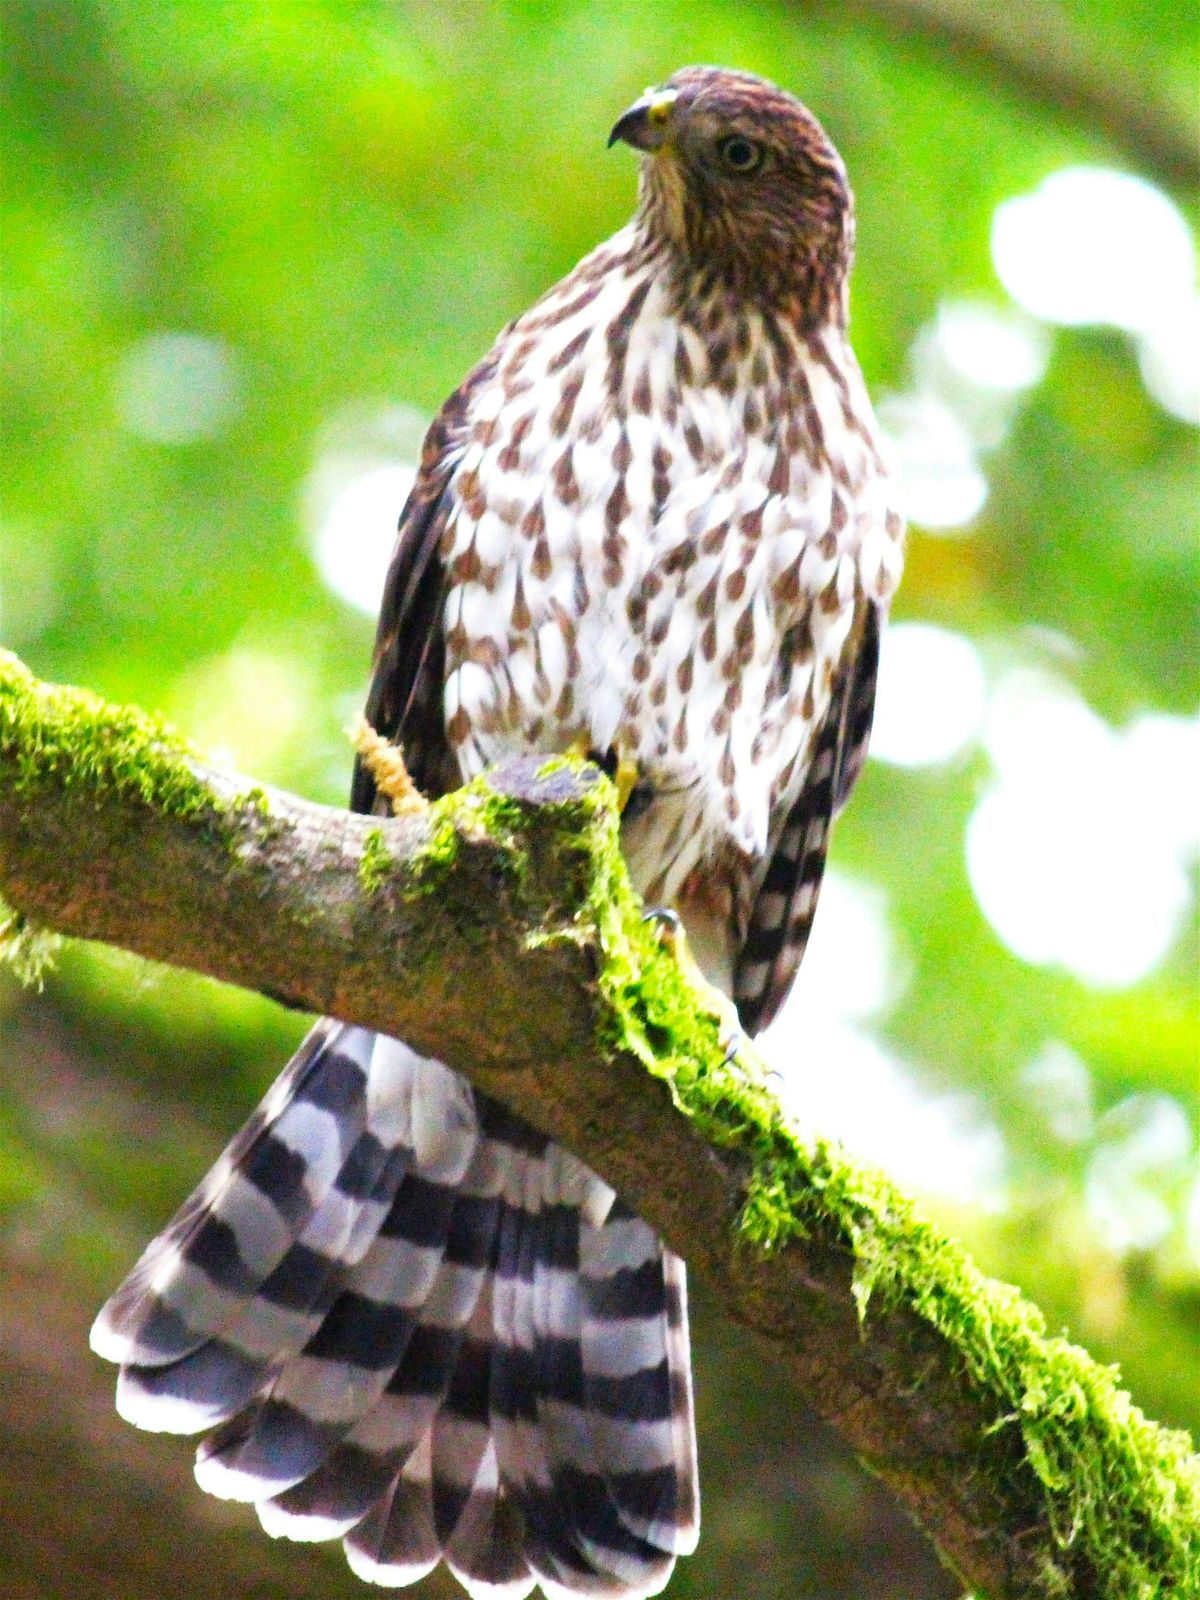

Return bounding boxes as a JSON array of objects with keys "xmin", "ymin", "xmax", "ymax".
[
  {"xmin": 733, "ymin": 603, "xmax": 881, "ymax": 1036},
  {"xmin": 91, "ymin": 1020, "xmax": 698, "ymax": 1598}
]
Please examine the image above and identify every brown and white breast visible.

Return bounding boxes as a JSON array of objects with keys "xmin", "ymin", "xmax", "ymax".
[{"xmin": 438, "ymin": 246, "xmax": 894, "ymax": 903}]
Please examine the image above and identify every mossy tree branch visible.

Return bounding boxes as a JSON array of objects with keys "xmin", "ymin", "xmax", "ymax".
[{"xmin": 1, "ymin": 648, "xmax": 1197, "ymax": 1599}]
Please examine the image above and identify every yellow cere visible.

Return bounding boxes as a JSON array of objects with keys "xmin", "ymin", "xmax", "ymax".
[{"xmin": 646, "ymin": 89, "xmax": 678, "ymax": 124}]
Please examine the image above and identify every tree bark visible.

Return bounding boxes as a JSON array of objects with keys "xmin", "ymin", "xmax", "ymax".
[{"xmin": 2, "ymin": 649, "xmax": 1197, "ymax": 1600}]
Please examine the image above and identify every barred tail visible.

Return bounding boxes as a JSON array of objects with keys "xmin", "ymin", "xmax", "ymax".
[{"xmin": 91, "ymin": 1022, "xmax": 698, "ymax": 1597}]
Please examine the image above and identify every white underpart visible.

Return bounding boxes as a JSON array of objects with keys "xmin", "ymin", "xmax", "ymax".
[{"xmin": 441, "ymin": 223, "xmax": 899, "ymax": 910}]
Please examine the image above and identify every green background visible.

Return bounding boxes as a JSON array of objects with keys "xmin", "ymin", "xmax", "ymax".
[{"xmin": 1, "ymin": 2, "xmax": 1196, "ymax": 1596}]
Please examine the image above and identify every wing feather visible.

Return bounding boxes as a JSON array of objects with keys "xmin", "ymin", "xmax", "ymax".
[
  {"xmin": 349, "ymin": 355, "xmax": 496, "ymax": 813},
  {"xmin": 734, "ymin": 603, "xmax": 881, "ymax": 1035}
]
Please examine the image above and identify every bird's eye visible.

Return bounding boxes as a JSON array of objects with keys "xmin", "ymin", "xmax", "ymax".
[{"xmin": 717, "ymin": 135, "xmax": 764, "ymax": 175}]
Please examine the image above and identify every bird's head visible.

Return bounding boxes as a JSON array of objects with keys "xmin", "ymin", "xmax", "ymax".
[{"xmin": 610, "ymin": 66, "xmax": 854, "ymax": 325}]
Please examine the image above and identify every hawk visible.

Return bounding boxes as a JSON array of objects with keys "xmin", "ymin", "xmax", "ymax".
[{"xmin": 91, "ymin": 66, "xmax": 903, "ymax": 1599}]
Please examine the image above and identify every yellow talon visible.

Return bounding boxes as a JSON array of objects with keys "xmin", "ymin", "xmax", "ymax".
[
  {"xmin": 564, "ymin": 737, "xmax": 640, "ymax": 817},
  {"xmin": 614, "ymin": 754, "xmax": 640, "ymax": 815}
]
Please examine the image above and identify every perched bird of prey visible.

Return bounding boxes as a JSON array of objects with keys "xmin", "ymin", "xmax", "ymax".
[{"xmin": 91, "ymin": 65, "xmax": 903, "ymax": 1599}]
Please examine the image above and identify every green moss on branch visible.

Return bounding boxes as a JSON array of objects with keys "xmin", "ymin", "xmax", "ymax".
[
  {"xmin": 357, "ymin": 827, "xmax": 393, "ymax": 895},
  {"xmin": 0, "ymin": 648, "xmax": 211, "ymax": 821}
]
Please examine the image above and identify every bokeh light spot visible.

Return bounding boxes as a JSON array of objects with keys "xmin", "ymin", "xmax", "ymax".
[
  {"xmin": 871, "ymin": 623, "xmax": 986, "ymax": 767},
  {"xmin": 1019, "ymin": 1042, "xmax": 1095, "ymax": 1145},
  {"xmin": 878, "ymin": 392, "xmax": 988, "ymax": 530},
  {"xmin": 1085, "ymin": 1094, "xmax": 1194, "ymax": 1254},
  {"xmin": 783, "ymin": 870, "xmax": 901, "ymax": 1022},
  {"xmin": 114, "ymin": 332, "xmax": 244, "ymax": 445},
  {"xmin": 1137, "ymin": 291, "xmax": 1200, "ymax": 426},
  {"xmin": 306, "ymin": 404, "xmax": 425, "ymax": 615},
  {"xmin": 923, "ymin": 301, "xmax": 1051, "ymax": 395},
  {"xmin": 991, "ymin": 167, "xmax": 1195, "ymax": 334},
  {"xmin": 314, "ymin": 464, "xmax": 416, "ymax": 615},
  {"xmin": 967, "ymin": 675, "xmax": 1198, "ymax": 987}
]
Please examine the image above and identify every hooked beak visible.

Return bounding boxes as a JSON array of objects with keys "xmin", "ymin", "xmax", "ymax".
[{"xmin": 608, "ymin": 87, "xmax": 679, "ymax": 152}]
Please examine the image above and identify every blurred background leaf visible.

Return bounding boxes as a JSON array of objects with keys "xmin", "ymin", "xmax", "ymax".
[{"xmin": 1, "ymin": 1, "xmax": 1196, "ymax": 1595}]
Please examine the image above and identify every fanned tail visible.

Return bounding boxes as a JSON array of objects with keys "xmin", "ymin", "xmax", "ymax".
[{"xmin": 92, "ymin": 1022, "xmax": 698, "ymax": 1598}]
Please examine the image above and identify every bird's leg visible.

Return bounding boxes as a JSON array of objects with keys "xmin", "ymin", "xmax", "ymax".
[{"xmin": 642, "ymin": 908, "xmax": 745, "ymax": 1063}]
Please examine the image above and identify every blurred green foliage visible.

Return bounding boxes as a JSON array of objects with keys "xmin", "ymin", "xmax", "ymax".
[{"xmin": 1, "ymin": 1, "xmax": 1196, "ymax": 1596}]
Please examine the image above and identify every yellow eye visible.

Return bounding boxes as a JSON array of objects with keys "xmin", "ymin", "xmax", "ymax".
[{"xmin": 718, "ymin": 135, "xmax": 764, "ymax": 175}]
